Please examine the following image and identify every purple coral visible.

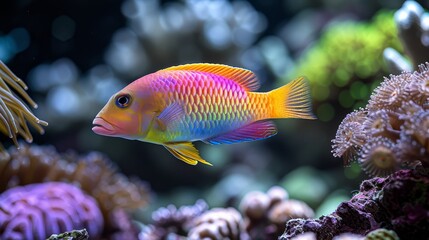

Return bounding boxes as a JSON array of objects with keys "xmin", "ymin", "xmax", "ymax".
[
  {"xmin": 0, "ymin": 182, "xmax": 103, "ymax": 240},
  {"xmin": 0, "ymin": 143, "xmax": 151, "ymax": 237},
  {"xmin": 279, "ymin": 168, "xmax": 429, "ymax": 240}
]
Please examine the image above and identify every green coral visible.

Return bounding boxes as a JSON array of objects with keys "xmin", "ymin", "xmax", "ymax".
[
  {"xmin": 364, "ymin": 228, "xmax": 399, "ymax": 240},
  {"xmin": 46, "ymin": 229, "xmax": 89, "ymax": 240},
  {"xmin": 289, "ymin": 11, "xmax": 402, "ymax": 121}
]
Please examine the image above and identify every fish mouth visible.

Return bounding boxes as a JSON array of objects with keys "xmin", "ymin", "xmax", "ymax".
[{"xmin": 92, "ymin": 117, "xmax": 117, "ymax": 136}]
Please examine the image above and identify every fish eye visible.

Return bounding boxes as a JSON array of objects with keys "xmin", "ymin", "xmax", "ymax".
[{"xmin": 115, "ymin": 94, "xmax": 132, "ymax": 108}]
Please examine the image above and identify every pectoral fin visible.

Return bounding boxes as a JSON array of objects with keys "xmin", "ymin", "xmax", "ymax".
[
  {"xmin": 164, "ymin": 142, "xmax": 213, "ymax": 166},
  {"xmin": 156, "ymin": 102, "xmax": 184, "ymax": 131}
]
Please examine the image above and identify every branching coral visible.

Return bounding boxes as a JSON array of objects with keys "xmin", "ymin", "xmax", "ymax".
[
  {"xmin": 289, "ymin": 11, "xmax": 402, "ymax": 121},
  {"xmin": 0, "ymin": 182, "xmax": 103, "ymax": 240},
  {"xmin": 332, "ymin": 63, "xmax": 429, "ymax": 176},
  {"xmin": 0, "ymin": 60, "xmax": 47, "ymax": 157},
  {"xmin": 384, "ymin": 1, "xmax": 429, "ymax": 73},
  {"xmin": 0, "ymin": 143, "xmax": 151, "ymax": 238},
  {"xmin": 280, "ymin": 168, "xmax": 428, "ymax": 240}
]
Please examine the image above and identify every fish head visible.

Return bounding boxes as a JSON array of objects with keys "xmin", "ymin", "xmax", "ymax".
[{"xmin": 92, "ymin": 87, "xmax": 154, "ymax": 140}]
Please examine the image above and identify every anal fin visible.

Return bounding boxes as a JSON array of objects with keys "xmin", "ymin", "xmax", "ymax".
[
  {"xmin": 204, "ymin": 120, "xmax": 277, "ymax": 145},
  {"xmin": 164, "ymin": 142, "xmax": 213, "ymax": 166}
]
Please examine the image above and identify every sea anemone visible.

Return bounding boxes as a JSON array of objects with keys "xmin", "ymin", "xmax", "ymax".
[
  {"xmin": 0, "ymin": 60, "xmax": 47, "ymax": 157},
  {"xmin": 0, "ymin": 182, "xmax": 103, "ymax": 240}
]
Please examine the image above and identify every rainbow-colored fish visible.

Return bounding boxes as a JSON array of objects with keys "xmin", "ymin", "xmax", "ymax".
[{"xmin": 92, "ymin": 64, "xmax": 315, "ymax": 165}]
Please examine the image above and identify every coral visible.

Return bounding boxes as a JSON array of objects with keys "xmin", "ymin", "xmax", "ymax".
[
  {"xmin": 138, "ymin": 200, "xmax": 208, "ymax": 239},
  {"xmin": 240, "ymin": 186, "xmax": 314, "ymax": 240},
  {"xmin": 289, "ymin": 11, "xmax": 402, "ymax": 121},
  {"xmin": 290, "ymin": 232, "xmax": 317, "ymax": 240},
  {"xmin": 47, "ymin": 229, "xmax": 89, "ymax": 240},
  {"xmin": 0, "ymin": 182, "xmax": 102, "ymax": 240},
  {"xmin": 138, "ymin": 186, "xmax": 313, "ymax": 239},
  {"xmin": 268, "ymin": 200, "xmax": 315, "ymax": 226},
  {"xmin": 358, "ymin": 137, "xmax": 401, "ymax": 177},
  {"xmin": 187, "ymin": 207, "xmax": 247, "ymax": 240},
  {"xmin": 364, "ymin": 228, "xmax": 399, "ymax": 240},
  {"xmin": 0, "ymin": 60, "xmax": 47, "ymax": 157},
  {"xmin": 279, "ymin": 168, "xmax": 429, "ymax": 240},
  {"xmin": 384, "ymin": 1, "xmax": 429, "ymax": 73},
  {"xmin": 332, "ymin": 63, "xmax": 429, "ymax": 176},
  {"xmin": 333, "ymin": 233, "xmax": 364, "ymax": 240},
  {"xmin": 0, "ymin": 143, "xmax": 151, "ymax": 238}
]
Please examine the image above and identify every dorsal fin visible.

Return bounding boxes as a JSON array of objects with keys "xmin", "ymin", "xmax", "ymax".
[{"xmin": 161, "ymin": 63, "xmax": 260, "ymax": 91}]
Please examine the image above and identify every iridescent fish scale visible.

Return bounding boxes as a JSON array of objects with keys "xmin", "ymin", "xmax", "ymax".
[
  {"xmin": 93, "ymin": 63, "xmax": 315, "ymax": 165},
  {"xmin": 153, "ymin": 71, "xmax": 255, "ymax": 140}
]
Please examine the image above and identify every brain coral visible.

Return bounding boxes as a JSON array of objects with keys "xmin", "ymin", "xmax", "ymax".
[{"xmin": 0, "ymin": 182, "xmax": 103, "ymax": 240}]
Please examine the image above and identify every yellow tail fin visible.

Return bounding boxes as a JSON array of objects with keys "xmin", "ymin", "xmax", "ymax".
[{"xmin": 269, "ymin": 77, "xmax": 316, "ymax": 119}]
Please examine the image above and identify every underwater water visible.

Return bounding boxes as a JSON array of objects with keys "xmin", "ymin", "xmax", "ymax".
[{"xmin": 1, "ymin": 0, "xmax": 428, "ymax": 239}]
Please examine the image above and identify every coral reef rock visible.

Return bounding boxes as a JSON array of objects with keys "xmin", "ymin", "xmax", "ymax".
[{"xmin": 279, "ymin": 168, "xmax": 429, "ymax": 240}]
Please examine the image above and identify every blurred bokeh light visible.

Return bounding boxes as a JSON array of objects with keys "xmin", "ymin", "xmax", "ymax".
[{"xmin": 1, "ymin": 0, "xmax": 419, "ymax": 222}]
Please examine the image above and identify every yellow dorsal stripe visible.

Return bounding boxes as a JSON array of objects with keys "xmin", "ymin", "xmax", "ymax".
[{"xmin": 160, "ymin": 63, "xmax": 260, "ymax": 91}]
